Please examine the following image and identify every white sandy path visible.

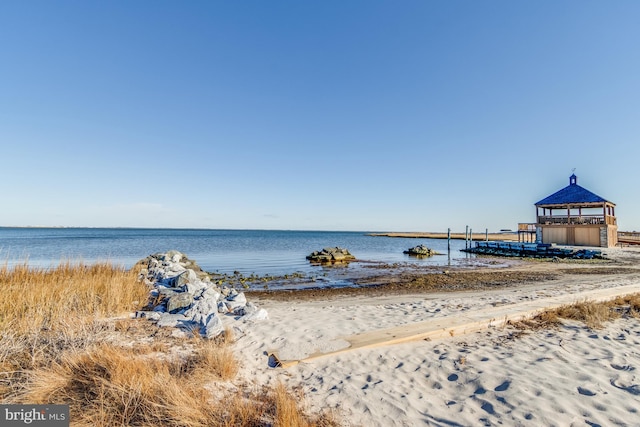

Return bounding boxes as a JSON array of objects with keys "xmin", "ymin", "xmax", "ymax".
[{"xmin": 227, "ymin": 259, "xmax": 640, "ymax": 426}]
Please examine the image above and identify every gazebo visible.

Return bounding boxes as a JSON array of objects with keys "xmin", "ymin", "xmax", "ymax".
[{"xmin": 534, "ymin": 174, "xmax": 617, "ymax": 247}]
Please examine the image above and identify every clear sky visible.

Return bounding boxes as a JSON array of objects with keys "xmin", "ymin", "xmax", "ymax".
[{"xmin": 1, "ymin": 1, "xmax": 639, "ymax": 232}]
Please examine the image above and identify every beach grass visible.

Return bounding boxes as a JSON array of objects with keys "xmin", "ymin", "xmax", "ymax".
[
  {"xmin": 0, "ymin": 261, "xmax": 148, "ymax": 335},
  {"xmin": 516, "ymin": 293, "xmax": 640, "ymax": 330},
  {"xmin": 0, "ymin": 262, "xmax": 337, "ymax": 427}
]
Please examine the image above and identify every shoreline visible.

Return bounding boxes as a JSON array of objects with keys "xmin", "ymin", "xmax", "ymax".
[{"xmin": 369, "ymin": 231, "xmax": 519, "ymax": 241}]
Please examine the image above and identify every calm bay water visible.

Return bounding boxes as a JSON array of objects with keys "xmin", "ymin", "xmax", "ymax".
[{"xmin": 0, "ymin": 228, "xmax": 475, "ymax": 275}]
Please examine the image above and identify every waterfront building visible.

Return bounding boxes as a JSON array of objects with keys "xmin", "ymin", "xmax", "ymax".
[{"xmin": 532, "ymin": 174, "xmax": 617, "ymax": 247}]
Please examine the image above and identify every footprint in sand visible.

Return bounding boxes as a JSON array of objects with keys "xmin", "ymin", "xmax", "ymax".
[
  {"xmin": 577, "ymin": 386, "xmax": 597, "ymax": 396},
  {"xmin": 480, "ymin": 400, "xmax": 495, "ymax": 415},
  {"xmin": 610, "ymin": 378, "xmax": 640, "ymax": 396},
  {"xmin": 494, "ymin": 380, "xmax": 510, "ymax": 392},
  {"xmin": 474, "ymin": 386, "xmax": 487, "ymax": 395},
  {"xmin": 447, "ymin": 373, "xmax": 458, "ymax": 382},
  {"xmin": 496, "ymin": 396, "xmax": 515, "ymax": 410},
  {"xmin": 611, "ymin": 363, "xmax": 635, "ymax": 372}
]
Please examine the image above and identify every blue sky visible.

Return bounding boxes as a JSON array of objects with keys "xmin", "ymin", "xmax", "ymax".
[{"xmin": 1, "ymin": 1, "xmax": 639, "ymax": 232}]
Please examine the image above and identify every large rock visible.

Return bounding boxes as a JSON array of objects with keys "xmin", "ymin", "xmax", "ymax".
[
  {"xmin": 306, "ymin": 247, "xmax": 356, "ymax": 263},
  {"xmin": 165, "ymin": 270, "xmax": 195, "ymax": 288},
  {"xmin": 224, "ymin": 292, "xmax": 247, "ymax": 314},
  {"xmin": 198, "ymin": 286, "xmax": 221, "ymax": 301},
  {"xmin": 184, "ymin": 297, "xmax": 218, "ymax": 325},
  {"xmin": 403, "ymin": 244, "xmax": 437, "ymax": 257},
  {"xmin": 157, "ymin": 313, "xmax": 190, "ymax": 328},
  {"xmin": 243, "ymin": 306, "xmax": 269, "ymax": 322},
  {"xmin": 204, "ymin": 312, "xmax": 224, "ymax": 339},
  {"xmin": 166, "ymin": 293, "xmax": 194, "ymax": 313}
]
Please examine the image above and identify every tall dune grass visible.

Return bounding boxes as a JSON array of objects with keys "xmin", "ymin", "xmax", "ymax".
[
  {"xmin": 16, "ymin": 343, "xmax": 234, "ymax": 426},
  {"xmin": 16, "ymin": 342, "xmax": 334, "ymax": 426},
  {"xmin": 0, "ymin": 262, "xmax": 148, "ymax": 335}
]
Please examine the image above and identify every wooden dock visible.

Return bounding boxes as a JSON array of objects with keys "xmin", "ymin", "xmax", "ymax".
[
  {"xmin": 618, "ymin": 231, "xmax": 640, "ymax": 245},
  {"xmin": 464, "ymin": 241, "xmax": 603, "ymax": 259}
]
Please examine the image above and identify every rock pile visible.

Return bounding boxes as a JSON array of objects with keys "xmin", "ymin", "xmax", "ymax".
[
  {"xmin": 403, "ymin": 244, "xmax": 437, "ymax": 257},
  {"xmin": 135, "ymin": 250, "xmax": 267, "ymax": 338},
  {"xmin": 306, "ymin": 247, "xmax": 356, "ymax": 263}
]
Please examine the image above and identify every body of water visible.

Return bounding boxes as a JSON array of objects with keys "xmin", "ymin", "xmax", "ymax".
[{"xmin": 0, "ymin": 228, "xmax": 476, "ymax": 276}]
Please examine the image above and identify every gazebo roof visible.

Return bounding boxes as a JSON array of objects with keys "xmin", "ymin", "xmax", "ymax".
[{"xmin": 535, "ymin": 174, "xmax": 614, "ymax": 206}]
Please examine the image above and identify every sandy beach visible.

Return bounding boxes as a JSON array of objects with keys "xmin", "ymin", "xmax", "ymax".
[{"xmin": 228, "ymin": 248, "xmax": 640, "ymax": 426}]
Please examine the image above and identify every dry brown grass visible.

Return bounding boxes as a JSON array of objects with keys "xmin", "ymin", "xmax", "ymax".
[
  {"xmin": 554, "ymin": 300, "xmax": 619, "ymax": 329},
  {"xmin": 0, "ymin": 262, "xmax": 340, "ymax": 427},
  {"xmin": 0, "ymin": 262, "xmax": 148, "ymax": 335},
  {"xmin": 14, "ymin": 343, "xmax": 235, "ymax": 426},
  {"xmin": 273, "ymin": 383, "xmax": 314, "ymax": 427},
  {"xmin": 193, "ymin": 342, "xmax": 239, "ymax": 381},
  {"xmin": 263, "ymin": 383, "xmax": 337, "ymax": 427},
  {"xmin": 514, "ymin": 293, "xmax": 640, "ymax": 331},
  {"xmin": 610, "ymin": 293, "xmax": 640, "ymax": 317},
  {"xmin": 13, "ymin": 342, "xmax": 335, "ymax": 426}
]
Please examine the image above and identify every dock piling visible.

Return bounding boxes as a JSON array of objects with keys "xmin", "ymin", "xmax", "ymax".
[{"xmin": 465, "ymin": 225, "xmax": 469, "ymax": 249}]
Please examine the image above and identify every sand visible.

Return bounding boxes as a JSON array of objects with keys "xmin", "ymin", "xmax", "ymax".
[{"xmin": 226, "ymin": 248, "xmax": 640, "ymax": 426}]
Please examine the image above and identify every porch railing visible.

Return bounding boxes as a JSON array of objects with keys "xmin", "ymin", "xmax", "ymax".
[
  {"xmin": 518, "ymin": 223, "xmax": 537, "ymax": 232},
  {"xmin": 537, "ymin": 215, "xmax": 616, "ymax": 226}
]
